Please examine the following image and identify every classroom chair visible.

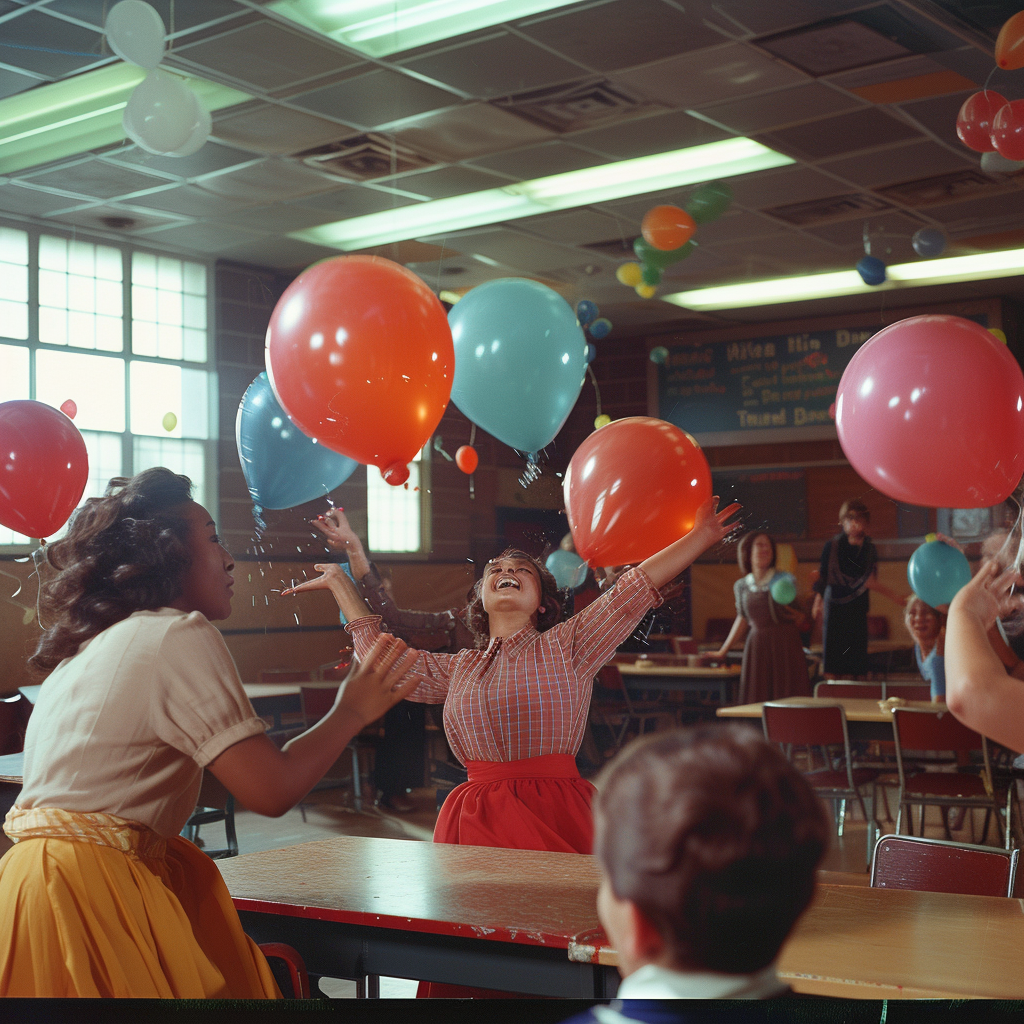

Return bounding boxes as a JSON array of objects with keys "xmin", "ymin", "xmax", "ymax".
[
  {"xmin": 258, "ymin": 943, "xmax": 312, "ymax": 998},
  {"xmin": 590, "ymin": 665, "xmax": 673, "ymax": 755},
  {"xmin": 762, "ymin": 701, "xmax": 882, "ymax": 865},
  {"xmin": 891, "ymin": 707, "xmax": 1005, "ymax": 845},
  {"xmin": 181, "ymin": 771, "xmax": 237, "ymax": 859},
  {"xmin": 870, "ymin": 833, "xmax": 1018, "ymax": 897}
]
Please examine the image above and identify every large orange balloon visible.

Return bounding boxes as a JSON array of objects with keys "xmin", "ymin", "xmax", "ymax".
[
  {"xmin": 564, "ymin": 416, "xmax": 711, "ymax": 567},
  {"xmin": 265, "ymin": 256, "xmax": 454, "ymax": 485},
  {"xmin": 641, "ymin": 205, "xmax": 696, "ymax": 251},
  {"xmin": 996, "ymin": 11, "xmax": 1024, "ymax": 70}
]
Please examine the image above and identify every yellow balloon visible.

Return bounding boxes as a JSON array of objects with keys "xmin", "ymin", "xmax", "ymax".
[
  {"xmin": 594, "ymin": 414, "xmax": 611, "ymax": 429},
  {"xmin": 990, "ymin": 328, "xmax": 1007, "ymax": 345},
  {"xmin": 775, "ymin": 543, "xmax": 797, "ymax": 576},
  {"xmin": 636, "ymin": 283, "xmax": 657, "ymax": 299},
  {"xmin": 162, "ymin": 412, "xmax": 177, "ymax": 432},
  {"xmin": 616, "ymin": 262, "xmax": 643, "ymax": 287}
]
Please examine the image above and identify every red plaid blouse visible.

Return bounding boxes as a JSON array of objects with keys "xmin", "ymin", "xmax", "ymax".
[{"xmin": 346, "ymin": 567, "xmax": 662, "ymax": 764}]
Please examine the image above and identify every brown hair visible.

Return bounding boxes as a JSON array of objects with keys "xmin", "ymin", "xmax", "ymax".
[
  {"xmin": 465, "ymin": 548, "xmax": 564, "ymax": 646},
  {"xmin": 593, "ymin": 725, "xmax": 829, "ymax": 974},
  {"xmin": 29, "ymin": 468, "xmax": 194, "ymax": 673},
  {"xmin": 838, "ymin": 499, "xmax": 870, "ymax": 524},
  {"xmin": 736, "ymin": 531, "xmax": 776, "ymax": 575}
]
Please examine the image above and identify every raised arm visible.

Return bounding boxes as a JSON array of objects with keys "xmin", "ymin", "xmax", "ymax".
[
  {"xmin": 282, "ymin": 562, "xmax": 371, "ymax": 622},
  {"xmin": 638, "ymin": 496, "xmax": 741, "ymax": 589},
  {"xmin": 945, "ymin": 559, "xmax": 1024, "ymax": 751},
  {"xmin": 312, "ymin": 508, "xmax": 372, "ymax": 579}
]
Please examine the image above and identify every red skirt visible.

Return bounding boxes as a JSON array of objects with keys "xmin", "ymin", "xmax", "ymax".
[{"xmin": 421, "ymin": 754, "xmax": 594, "ymax": 998}]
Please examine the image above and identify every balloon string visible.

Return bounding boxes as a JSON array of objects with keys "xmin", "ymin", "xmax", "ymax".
[
  {"xmin": 984, "ymin": 65, "xmax": 996, "ymax": 94},
  {"xmin": 469, "ymin": 423, "xmax": 476, "ymax": 446},
  {"xmin": 587, "ymin": 364, "xmax": 603, "ymax": 416}
]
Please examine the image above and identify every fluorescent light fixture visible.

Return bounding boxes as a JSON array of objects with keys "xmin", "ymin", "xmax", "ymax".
[
  {"xmin": 268, "ymin": 0, "xmax": 582, "ymax": 57},
  {"xmin": 665, "ymin": 247, "xmax": 1024, "ymax": 311},
  {"xmin": 0, "ymin": 64, "xmax": 252, "ymax": 175},
  {"xmin": 292, "ymin": 138, "xmax": 793, "ymax": 251}
]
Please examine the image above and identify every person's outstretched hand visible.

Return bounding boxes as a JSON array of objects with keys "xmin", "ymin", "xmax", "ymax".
[
  {"xmin": 281, "ymin": 562, "xmax": 346, "ymax": 596},
  {"xmin": 950, "ymin": 558, "xmax": 1024, "ymax": 631},
  {"xmin": 335, "ymin": 634, "xmax": 422, "ymax": 727},
  {"xmin": 692, "ymin": 495, "xmax": 742, "ymax": 547},
  {"xmin": 311, "ymin": 509, "xmax": 360, "ymax": 553}
]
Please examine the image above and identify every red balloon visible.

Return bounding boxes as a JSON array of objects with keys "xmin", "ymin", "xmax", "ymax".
[
  {"xmin": 956, "ymin": 91, "xmax": 1006, "ymax": 152},
  {"xmin": 0, "ymin": 400, "xmax": 89, "ymax": 537},
  {"xmin": 996, "ymin": 11, "xmax": 1024, "ymax": 70},
  {"xmin": 564, "ymin": 416, "xmax": 711, "ymax": 567},
  {"xmin": 641, "ymin": 205, "xmax": 696, "ymax": 251},
  {"xmin": 991, "ymin": 100, "xmax": 1024, "ymax": 161},
  {"xmin": 455, "ymin": 445, "xmax": 478, "ymax": 474},
  {"xmin": 835, "ymin": 315, "xmax": 1024, "ymax": 508},
  {"xmin": 265, "ymin": 256, "xmax": 454, "ymax": 486},
  {"xmin": 60, "ymin": 399, "xmax": 77, "ymax": 419}
]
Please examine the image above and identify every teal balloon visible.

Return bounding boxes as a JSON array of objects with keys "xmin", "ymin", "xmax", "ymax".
[
  {"xmin": 685, "ymin": 181, "xmax": 733, "ymax": 223},
  {"xmin": 449, "ymin": 278, "xmax": 587, "ymax": 453},
  {"xmin": 589, "ymin": 317, "xmax": 612, "ymax": 339},
  {"xmin": 546, "ymin": 549, "xmax": 589, "ymax": 589},
  {"xmin": 576, "ymin": 299, "xmax": 599, "ymax": 326},
  {"xmin": 770, "ymin": 572, "xmax": 797, "ymax": 605},
  {"xmin": 908, "ymin": 540, "xmax": 972, "ymax": 608},
  {"xmin": 650, "ymin": 346, "xmax": 669, "ymax": 365},
  {"xmin": 236, "ymin": 372, "xmax": 359, "ymax": 509}
]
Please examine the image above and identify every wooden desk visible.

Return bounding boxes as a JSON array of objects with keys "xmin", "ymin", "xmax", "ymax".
[
  {"xmin": 570, "ymin": 882, "xmax": 1024, "ymax": 999},
  {"xmin": 615, "ymin": 660, "xmax": 741, "ymax": 704},
  {"xmin": 219, "ymin": 835, "xmax": 614, "ymax": 997},
  {"xmin": 717, "ymin": 695, "xmax": 941, "ymax": 743}
]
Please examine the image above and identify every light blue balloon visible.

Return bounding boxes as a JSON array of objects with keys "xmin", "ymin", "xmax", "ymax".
[
  {"xmin": 770, "ymin": 572, "xmax": 797, "ymax": 605},
  {"xmin": 449, "ymin": 278, "xmax": 588, "ymax": 453},
  {"xmin": 546, "ymin": 549, "xmax": 589, "ymax": 589},
  {"xmin": 589, "ymin": 317, "xmax": 612, "ymax": 339},
  {"xmin": 907, "ymin": 540, "xmax": 972, "ymax": 608},
  {"xmin": 585, "ymin": 342, "xmax": 597, "ymax": 364},
  {"xmin": 576, "ymin": 299, "xmax": 599, "ymax": 326},
  {"xmin": 236, "ymin": 372, "xmax": 359, "ymax": 510},
  {"xmin": 912, "ymin": 227, "xmax": 946, "ymax": 258}
]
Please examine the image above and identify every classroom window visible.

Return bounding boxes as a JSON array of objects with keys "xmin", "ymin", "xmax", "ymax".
[
  {"xmin": 366, "ymin": 446, "xmax": 430, "ymax": 554},
  {"xmin": 0, "ymin": 223, "xmax": 215, "ymax": 550}
]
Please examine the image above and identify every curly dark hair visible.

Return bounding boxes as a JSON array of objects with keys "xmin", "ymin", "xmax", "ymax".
[
  {"xmin": 594, "ymin": 724, "xmax": 829, "ymax": 975},
  {"xmin": 29, "ymin": 468, "xmax": 195, "ymax": 674},
  {"xmin": 465, "ymin": 548, "xmax": 564, "ymax": 646},
  {"xmin": 736, "ymin": 531, "xmax": 776, "ymax": 574}
]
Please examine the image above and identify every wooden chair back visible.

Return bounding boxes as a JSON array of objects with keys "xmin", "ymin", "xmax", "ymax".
[
  {"xmin": 871, "ymin": 834, "xmax": 1018, "ymax": 897},
  {"xmin": 762, "ymin": 702, "xmax": 848, "ymax": 749},
  {"xmin": 892, "ymin": 707, "xmax": 983, "ymax": 754}
]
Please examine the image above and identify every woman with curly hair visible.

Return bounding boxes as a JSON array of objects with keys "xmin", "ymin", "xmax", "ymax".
[
  {"xmin": 284, "ymin": 495, "xmax": 740, "ymax": 859},
  {"xmin": 0, "ymin": 467, "xmax": 419, "ymax": 998}
]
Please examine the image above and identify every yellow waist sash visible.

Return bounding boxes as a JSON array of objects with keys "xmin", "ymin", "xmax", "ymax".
[{"xmin": 4, "ymin": 806, "xmax": 167, "ymax": 859}]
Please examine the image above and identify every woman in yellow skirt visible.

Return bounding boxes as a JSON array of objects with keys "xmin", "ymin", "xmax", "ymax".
[{"xmin": 0, "ymin": 467, "xmax": 418, "ymax": 998}]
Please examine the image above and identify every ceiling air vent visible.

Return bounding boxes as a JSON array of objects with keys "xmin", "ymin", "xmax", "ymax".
[
  {"xmin": 495, "ymin": 79, "xmax": 661, "ymax": 133},
  {"xmin": 297, "ymin": 133, "xmax": 435, "ymax": 180},
  {"xmin": 766, "ymin": 192, "xmax": 891, "ymax": 225},
  {"xmin": 580, "ymin": 238, "xmax": 637, "ymax": 259},
  {"xmin": 876, "ymin": 169, "xmax": 1015, "ymax": 208}
]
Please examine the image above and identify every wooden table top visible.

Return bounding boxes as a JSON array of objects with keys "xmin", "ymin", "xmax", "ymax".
[
  {"xmin": 219, "ymin": 835, "xmax": 603, "ymax": 951},
  {"xmin": 717, "ymin": 695, "xmax": 942, "ymax": 723},
  {"xmin": 570, "ymin": 881, "xmax": 1024, "ymax": 999},
  {"xmin": 615, "ymin": 661, "xmax": 740, "ymax": 678},
  {"xmin": 0, "ymin": 751, "xmax": 23, "ymax": 784}
]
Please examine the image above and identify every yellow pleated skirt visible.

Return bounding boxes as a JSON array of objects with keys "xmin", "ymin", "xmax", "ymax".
[{"xmin": 0, "ymin": 806, "xmax": 280, "ymax": 998}]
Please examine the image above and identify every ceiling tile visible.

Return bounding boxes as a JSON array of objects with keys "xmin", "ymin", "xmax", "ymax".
[
  {"xmin": 0, "ymin": 11, "xmax": 106, "ymax": 78},
  {"xmin": 289, "ymin": 69, "xmax": 460, "ymax": 130},
  {"xmin": 0, "ymin": 65, "xmax": 40, "ymax": 100},
  {"xmin": 896, "ymin": 89, "xmax": 980, "ymax": 151},
  {"xmin": 694, "ymin": 83, "xmax": 864, "ymax": 134},
  {"xmin": 718, "ymin": 165, "xmax": 851, "ymax": 209},
  {"xmin": 437, "ymin": 227, "xmax": 581, "ymax": 272},
  {"xmin": 172, "ymin": 21, "xmax": 363, "ymax": 93},
  {"xmin": 400, "ymin": 32, "xmax": 585, "ymax": 99},
  {"xmin": 139, "ymin": 220, "xmax": 267, "ymax": 253},
  {"xmin": 610, "ymin": 43, "xmax": 808, "ymax": 109},
  {"xmin": 517, "ymin": 208, "xmax": 634, "ymax": 246},
  {"xmin": 931, "ymin": 49, "xmax": 1024, "ymax": 100},
  {"xmin": 404, "ymin": 256, "xmax": 500, "ymax": 289},
  {"xmin": 755, "ymin": 19, "xmax": 912, "ymax": 77},
  {"xmin": 802, "ymin": 212, "xmax": 926, "ymax": 251},
  {"xmin": 216, "ymin": 235, "xmax": 342, "ymax": 271},
  {"xmin": 290, "ymin": 186, "xmax": 422, "ymax": 219},
  {"xmin": 0, "ymin": 184, "xmax": 85, "ymax": 217},
  {"xmin": 124, "ymin": 184, "xmax": 253, "ymax": 217},
  {"xmin": 464, "ymin": 140, "xmax": 605, "ymax": 179},
  {"xmin": 758, "ymin": 106, "xmax": 923, "ymax": 160},
  {"xmin": 18, "ymin": 158, "xmax": 173, "ymax": 201},
  {"xmin": 105, "ymin": 141, "xmax": 258, "ymax": 179},
  {"xmin": 710, "ymin": 0, "xmax": 868, "ymax": 36},
  {"xmin": 197, "ymin": 159, "xmax": 342, "ymax": 202},
  {"xmin": 213, "ymin": 103, "xmax": 354, "ymax": 155},
  {"xmin": 925, "ymin": 191, "xmax": 1024, "ymax": 233},
  {"xmin": 568, "ymin": 109, "xmax": 731, "ymax": 160},
  {"xmin": 379, "ymin": 166, "xmax": 511, "ymax": 200},
  {"xmin": 819, "ymin": 139, "xmax": 976, "ymax": 189},
  {"xmin": 211, "ymin": 202, "xmax": 349, "ymax": 233},
  {"xmin": 516, "ymin": 0, "xmax": 729, "ymax": 74},
  {"xmin": 388, "ymin": 104, "xmax": 553, "ymax": 162},
  {"xmin": 48, "ymin": 205, "xmax": 187, "ymax": 234},
  {"xmin": 47, "ymin": 0, "xmax": 242, "ymax": 33},
  {"xmin": 695, "ymin": 210, "xmax": 789, "ymax": 244}
]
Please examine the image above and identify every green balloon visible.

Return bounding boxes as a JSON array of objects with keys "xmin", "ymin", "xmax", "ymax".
[
  {"xmin": 664, "ymin": 239, "xmax": 696, "ymax": 265},
  {"xmin": 641, "ymin": 263, "xmax": 662, "ymax": 285},
  {"xmin": 686, "ymin": 181, "xmax": 733, "ymax": 224},
  {"xmin": 650, "ymin": 346, "xmax": 669, "ymax": 365}
]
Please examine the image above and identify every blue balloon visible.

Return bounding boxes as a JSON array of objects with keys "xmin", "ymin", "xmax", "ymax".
[
  {"xmin": 545, "ymin": 549, "xmax": 589, "ymax": 589},
  {"xmin": 585, "ymin": 342, "xmax": 597, "ymax": 364},
  {"xmin": 856, "ymin": 255, "xmax": 887, "ymax": 286},
  {"xmin": 912, "ymin": 227, "xmax": 946, "ymax": 258},
  {"xmin": 576, "ymin": 299, "xmax": 599, "ymax": 326},
  {"xmin": 589, "ymin": 317, "xmax": 612, "ymax": 339},
  {"xmin": 907, "ymin": 540, "xmax": 972, "ymax": 608},
  {"xmin": 770, "ymin": 572, "xmax": 797, "ymax": 605},
  {"xmin": 449, "ymin": 279, "xmax": 587, "ymax": 453},
  {"xmin": 236, "ymin": 372, "xmax": 359, "ymax": 509}
]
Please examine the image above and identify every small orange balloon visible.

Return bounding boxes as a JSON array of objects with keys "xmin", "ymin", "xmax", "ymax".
[
  {"xmin": 641, "ymin": 205, "xmax": 696, "ymax": 251},
  {"xmin": 455, "ymin": 444, "xmax": 478, "ymax": 474},
  {"xmin": 996, "ymin": 10, "xmax": 1024, "ymax": 70}
]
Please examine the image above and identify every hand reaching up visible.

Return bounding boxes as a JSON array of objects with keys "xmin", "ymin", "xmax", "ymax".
[{"xmin": 335, "ymin": 634, "xmax": 422, "ymax": 727}]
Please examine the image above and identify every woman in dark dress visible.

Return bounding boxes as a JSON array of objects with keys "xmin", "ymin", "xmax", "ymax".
[{"xmin": 711, "ymin": 531, "xmax": 810, "ymax": 704}]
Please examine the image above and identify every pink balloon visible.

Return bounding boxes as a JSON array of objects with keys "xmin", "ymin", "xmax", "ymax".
[
  {"xmin": 956, "ymin": 90, "xmax": 1006, "ymax": 152},
  {"xmin": 835, "ymin": 315, "xmax": 1024, "ymax": 508},
  {"xmin": 991, "ymin": 100, "xmax": 1024, "ymax": 161},
  {"xmin": 60, "ymin": 399, "xmax": 77, "ymax": 419}
]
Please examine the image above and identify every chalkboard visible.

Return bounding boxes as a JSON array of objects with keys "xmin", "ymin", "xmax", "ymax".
[
  {"xmin": 711, "ymin": 467, "xmax": 807, "ymax": 540},
  {"xmin": 656, "ymin": 315, "xmax": 989, "ymax": 445}
]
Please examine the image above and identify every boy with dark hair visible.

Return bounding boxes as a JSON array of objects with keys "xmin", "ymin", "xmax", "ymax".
[{"xmin": 580, "ymin": 724, "xmax": 830, "ymax": 1010}]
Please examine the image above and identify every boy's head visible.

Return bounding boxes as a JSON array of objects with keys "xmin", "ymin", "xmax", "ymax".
[
  {"xmin": 592, "ymin": 725, "xmax": 829, "ymax": 979},
  {"xmin": 838, "ymin": 500, "xmax": 869, "ymax": 540}
]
